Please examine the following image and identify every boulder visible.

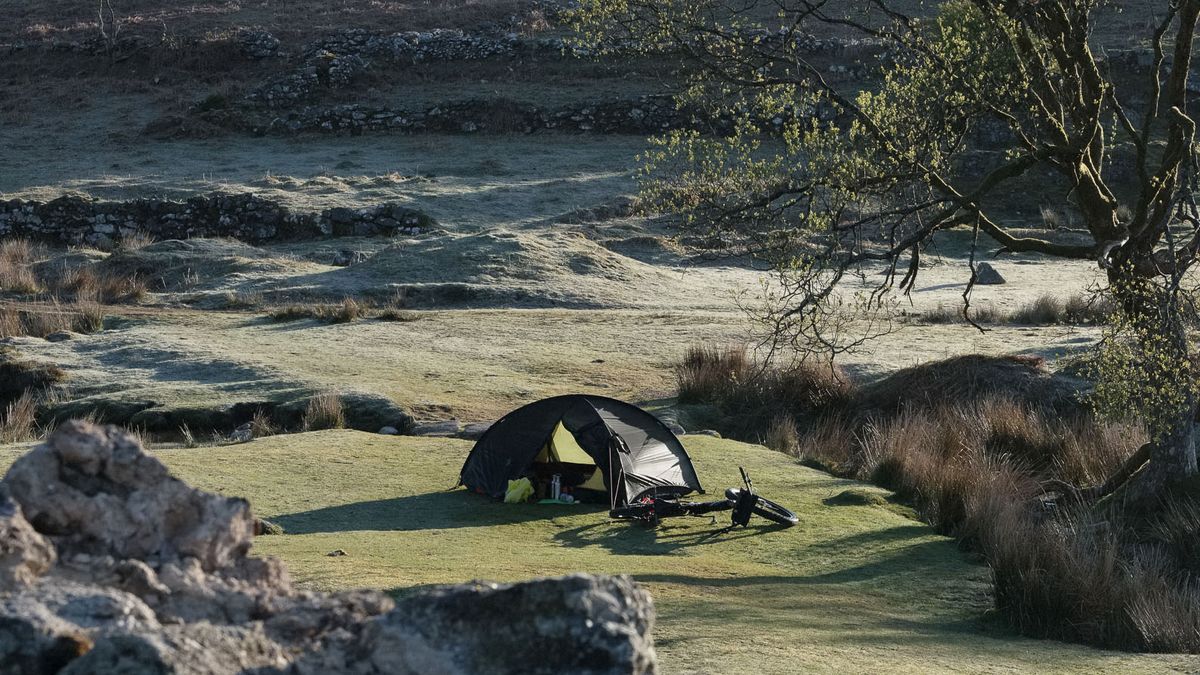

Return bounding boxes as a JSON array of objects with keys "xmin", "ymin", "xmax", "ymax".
[
  {"xmin": 3, "ymin": 421, "xmax": 255, "ymax": 571},
  {"xmin": 457, "ymin": 422, "xmax": 492, "ymax": 440},
  {"xmin": 366, "ymin": 574, "xmax": 658, "ymax": 675},
  {"xmin": 0, "ymin": 487, "xmax": 55, "ymax": 589},
  {"xmin": 973, "ymin": 262, "xmax": 1006, "ymax": 285},
  {"xmin": 411, "ymin": 420, "xmax": 462, "ymax": 437}
]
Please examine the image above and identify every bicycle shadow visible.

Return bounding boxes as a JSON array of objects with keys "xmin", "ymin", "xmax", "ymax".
[{"xmin": 554, "ymin": 518, "xmax": 792, "ymax": 555}]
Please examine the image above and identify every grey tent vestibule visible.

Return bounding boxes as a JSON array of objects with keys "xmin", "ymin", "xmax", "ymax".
[{"xmin": 459, "ymin": 395, "xmax": 703, "ymax": 508}]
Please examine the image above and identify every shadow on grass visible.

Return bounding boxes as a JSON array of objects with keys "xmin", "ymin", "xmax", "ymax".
[
  {"xmin": 274, "ymin": 489, "xmax": 607, "ymax": 534},
  {"xmin": 554, "ymin": 519, "xmax": 794, "ymax": 555}
]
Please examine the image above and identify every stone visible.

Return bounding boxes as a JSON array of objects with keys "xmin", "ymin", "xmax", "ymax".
[
  {"xmin": 64, "ymin": 623, "xmax": 290, "ymax": 674},
  {"xmin": 238, "ymin": 30, "xmax": 281, "ymax": 59},
  {"xmin": 0, "ymin": 487, "xmax": 56, "ymax": 589},
  {"xmin": 378, "ymin": 426, "xmax": 400, "ymax": 435},
  {"xmin": 411, "ymin": 420, "xmax": 462, "ymax": 437},
  {"xmin": 457, "ymin": 422, "xmax": 492, "ymax": 440},
  {"xmin": 366, "ymin": 574, "xmax": 657, "ymax": 675},
  {"xmin": 255, "ymin": 519, "xmax": 285, "ymax": 536},
  {"xmin": 43, "ymin": 331, "xmax": 77, "ymax": 342},
  {"xmin": 974, "ymin": 262, "xmax": 1006, "ymax": 285},
  {"xmin": 4, "ymin": 421, "xmax": 256, "ymax": 571}
]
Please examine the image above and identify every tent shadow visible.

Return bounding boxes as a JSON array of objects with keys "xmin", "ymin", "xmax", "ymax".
[
  {"xmin": 553, "ymin": 519, "xmax": 791, "ymax": 556},
  {"xmin": 274, "ymin": 490, "xmax": 606, "ymax": 534}
]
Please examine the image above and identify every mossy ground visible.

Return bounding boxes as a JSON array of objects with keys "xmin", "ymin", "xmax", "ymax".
[{"xmin": 9, "ymin": 430, "xmax": 1173, "ymax": 674}]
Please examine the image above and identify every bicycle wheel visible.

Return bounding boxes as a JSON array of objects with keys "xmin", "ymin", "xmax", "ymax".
[
  {"xmin": 724, "ymin": 488, "xmax": 799, "ymax": 527},
  {"xmin": 610, "ymin": 502, "xmax": 658, "ymax": 522}
]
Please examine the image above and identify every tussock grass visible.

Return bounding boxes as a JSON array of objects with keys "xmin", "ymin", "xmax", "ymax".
[
  {"xmin": 268, "ymin": 298, "xmax": 369, "ymax": 324},
  {"xmin": 249, "ymin": 409, "xmax": 278, "ymax": 438},
  {"xmin": 116, "ymin": 230, "xmax": 155, "ymax": 253},
  {"xmin": 0, "ymin": 391, "xmax": 38, "ymax": 444},
  {"xmin": 677, "ymin": 344, "xmax": 1200, "ymax": 652},
  {"xmin": 0, "ymin": 239, "xmax": 43, "ymax": 295},
  {"xmin": 302, "ymin": 393, "xmax": 346, "ymax": 431},
  {"xmin": 922, "ymin": 302, "xmax": 1006, "ymax": 324},
  {"xmin": 270, "ymin": 296, "xmax": 405, "ymax": 324},
  {"xmin": 919, "ymin": 293, "xmax": 1114, "ymax": 326},
  {"xmin": 0, "ymin": 302, "xmax": 106, "ymax": 339},
  {"xmin": 676, "ymin": 344, "xmax": 851, "ymax": 436},
  {"xmin": 56, "ymin": 266, "xmax": 149, "ymax": 304}
]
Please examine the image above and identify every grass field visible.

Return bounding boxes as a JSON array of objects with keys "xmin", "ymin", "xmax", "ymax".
[{"xmin": 24, "ymin": 429, "xmax": 1179, "ymax": 674}]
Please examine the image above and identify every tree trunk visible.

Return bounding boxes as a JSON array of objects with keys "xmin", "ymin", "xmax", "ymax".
[
  {"xmin": 1099, "ymin": 277, "xmax": 1200, "ymax": 515},
  {"xmin": 1104, "ymin": 409, "xmax": 1198, "ymax": 515}
]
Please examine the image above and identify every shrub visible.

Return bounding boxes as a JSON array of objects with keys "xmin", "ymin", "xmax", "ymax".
[
  {"xmin": 677, "ymin": 345, "xmax": 1200, "ymax": 652},
  {"xmin": 0, "ymin": 302, "xmax": 106, "ymax": 339},
  {"xmin": 0, "ymin": 239, "xmax": 43, "ymax": 295},
  {"xmin": 302, "ymin": 393, "xmax": 345, "ymax": 431},
  {"xmin": 249, "ymin": 409, "xmax": 278, "ymax": 438},
  {"xmin": 1010, "ymin": 294, "xmax": 1064, "ymax": 325},
  {"xmin": 1063, "ymin": 293, "xmax": 1116, "ymax": 325},
  {"xmin": 55, "ymin": 266, "xmax": 148, "ymax": 304},
  {"xmin": 920, "ymin": 302, "xmax": 1004, "ymax": 324},
  {"xmin": 330, "ymin": 298, "xmax": 362, "ymax": 324},
  {"xmin": 269, "ymin": 298, "xmax": 364, "ymax": 324},
  {"xmin": 918, "ymin": 295, "xmax": 1112, "ymax": 326},
  {"xmin": 116, "ymin": 230, "xmax": 155, "ymax": 253},
  {"xmin": 762, "ymin": 415, "xmax": 800, "ymax": 456},
  {"xmin": 179, "ymin": 424, "xmax": 199, "ymax": 449},
  {"xmin": 675, "ymin": 344, "xmax": 850, "ymax": 435},
  {"xmin": 677, "ymin": 344, "xmax": 752, "ymax": 403}
]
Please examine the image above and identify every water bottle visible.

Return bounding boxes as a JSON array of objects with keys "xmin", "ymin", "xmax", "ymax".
[{"xmin": 551, "ymin": 474, "xmax": 561, "ymax": 500}]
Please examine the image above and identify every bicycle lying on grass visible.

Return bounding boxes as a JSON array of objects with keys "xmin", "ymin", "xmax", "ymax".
[{"xmin": 609, "ymin": 467, "xmax": 798, "ymax": 529}]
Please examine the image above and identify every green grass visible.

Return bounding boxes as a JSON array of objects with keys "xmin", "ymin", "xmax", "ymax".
[{"xmin": 83, "ymin": 430, "xmax": 1189, "ymax": 674}]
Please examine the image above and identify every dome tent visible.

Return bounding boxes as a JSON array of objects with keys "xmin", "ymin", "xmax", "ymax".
[{"xmin": 459, "ymin": 395, "xmax": 703, "ymax": 508}]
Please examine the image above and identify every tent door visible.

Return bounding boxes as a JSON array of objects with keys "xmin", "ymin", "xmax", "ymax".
[{"xmin": 534, "ymin": 421, "xmax": 606, "ymax": 494}]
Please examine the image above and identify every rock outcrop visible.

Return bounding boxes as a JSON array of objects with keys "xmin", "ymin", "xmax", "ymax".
[{"xmin": 0, "ymin": 421, "xmax": 658, "ymax": 673}]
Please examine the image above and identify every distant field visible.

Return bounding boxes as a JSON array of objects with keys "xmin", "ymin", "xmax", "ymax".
[
  {"xmin": 3, "ymin": 430, "xmax": 1172, "ymax": 674},
  {"xmin": 2, "ymin": 0, "xmax": 545, "ymax": 44},
  {"xmin": 1, "ymin": 0, "xmax": 1158, "ymax": 48}
]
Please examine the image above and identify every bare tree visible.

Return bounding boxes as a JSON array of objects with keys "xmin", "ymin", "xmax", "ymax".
[{"xmin": 574, "ymin": 0, "xmax": 1200, "ymax": 512}]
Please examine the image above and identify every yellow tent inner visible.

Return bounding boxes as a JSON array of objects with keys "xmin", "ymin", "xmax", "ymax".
[{"xmin": 535, "ymin": 422, "xmax": 607, "ymax": 491}]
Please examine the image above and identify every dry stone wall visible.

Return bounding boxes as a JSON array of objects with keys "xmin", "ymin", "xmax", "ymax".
[{"xmin": 0, "ymin": 194, "xmax": 435, "ymax": 247}]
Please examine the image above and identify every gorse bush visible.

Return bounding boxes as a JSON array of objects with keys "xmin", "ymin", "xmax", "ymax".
[{"xmin": 677, "ymin": 345, "xmax": 1200, "ymax": 652}]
